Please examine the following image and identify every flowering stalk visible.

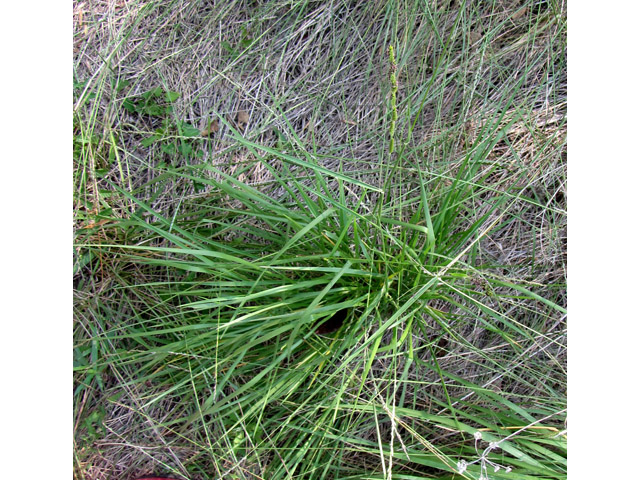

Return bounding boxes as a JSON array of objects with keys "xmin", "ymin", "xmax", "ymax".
[{"xmin": 388, "ymin": 45, "xmax": 398, "ymax": 154}]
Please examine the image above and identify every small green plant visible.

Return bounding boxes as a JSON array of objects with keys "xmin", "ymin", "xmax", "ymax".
[
  {"xmin": 122, "ymin": 86, "xmax": 180, "ymax": 117},
  {"xmin": 141, "ymin": 118, "xmax": 204, "ymax": 159},
  {"xmin": 123, "ymin": 87, "xmax": 204, "ymax": 160},
  {"xmin": 79, "ymin": 406, "xmax": 107, "ymax": 443},
  {"xmin": 221, "ymin": 25, "xmax": 254, "ymax": 60}
]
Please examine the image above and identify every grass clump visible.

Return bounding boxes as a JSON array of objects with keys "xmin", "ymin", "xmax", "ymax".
[{"xmin": 74, "ymin": 1, "xmax": 566, "ymax": 479}]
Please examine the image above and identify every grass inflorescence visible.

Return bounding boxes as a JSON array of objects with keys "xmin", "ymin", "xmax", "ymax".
[{"xmin": 388, "ymin": 45, "xmax": 398, "ymax": 154}]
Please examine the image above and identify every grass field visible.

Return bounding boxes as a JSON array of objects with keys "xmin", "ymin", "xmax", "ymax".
[{"xmin": 73, "ymin": 1, "xmax": 567, "ymax": 479}]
